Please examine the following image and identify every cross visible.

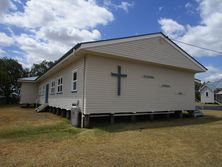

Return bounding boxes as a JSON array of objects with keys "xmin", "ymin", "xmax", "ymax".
[{"xmin": 111, "ymin": 65, "xmax": 127, "ymax": 96}]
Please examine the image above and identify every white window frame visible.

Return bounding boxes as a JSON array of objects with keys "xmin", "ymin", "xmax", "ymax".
[
  {"xmin": 57, "ymin": 76, "xmax": 63, "ymax": 94},
  {"xmin": 71, "ymin": 70, "xmax": 78, "ymax": 92},
  {"xmin": 50, "ymin": 80, "xmax": 56, "ymax": 95}
]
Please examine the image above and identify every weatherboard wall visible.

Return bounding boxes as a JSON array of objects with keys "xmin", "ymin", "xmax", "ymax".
[
  {"xmin": 84, "ymin": 36, "xmax": 203, "ymax": 72},
  {"xmin": 20, "ymin": 82, "xmax": 38, "ymax": 104},
  {"xmin": 200, "ymin": 87, "xmax": 215, "ymax": 103},
  {"xmin": 84, "ymin": 55, "xmax": 195, "ymax": 114},
  {"xmin": 37, "ymin": 58, "xmax": 84, "ymax": 110}
]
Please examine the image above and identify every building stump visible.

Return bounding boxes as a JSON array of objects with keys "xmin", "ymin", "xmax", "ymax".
[
  {"xmin": 131, "ymin": 115, "xmax": 136, "ymax": 122},
  {"xmin": 84, "ymin": 115, "xmax": 90, "ymax": 128},
  {"xmin": 66, "ymin": 110, "xmax": 71, "ymax": 119},
  {"xmin": 62, "ymin": 109, "xmax": 66, "ymax": 117},
  {"xmin": 149, "ymin": 114, "xmax": 154, "ymax": 121},
  {"xmin": 110, "ymin": 114, "xmax": 115, "ymax": 124}
]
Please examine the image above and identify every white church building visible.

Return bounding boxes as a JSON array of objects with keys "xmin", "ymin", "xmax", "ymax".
[{"xmin": 18, "ymin": 32, "xmax": 207, "ymax": 127}]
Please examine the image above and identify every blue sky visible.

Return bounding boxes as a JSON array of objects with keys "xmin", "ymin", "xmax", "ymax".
[{"xmin": 0, "ymin": 0, "xmax": 222, "ymax": 81}]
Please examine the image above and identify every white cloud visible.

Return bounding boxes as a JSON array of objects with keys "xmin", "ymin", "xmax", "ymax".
[
  {"xmin": 159, "ymin": 0, "xmax": 222, "ymax": 56},
  {"xmin": 158, "ymin": 18, "xmax": 185, "ymax": 38},
  {"xmin": 196, "ymin": 65, "xmax": 222, "ymax": 82},
  {"xmin": 158, "ymin": 6, "xmax": 163, "ymax": 11},
  {"xmin": 0, "ymin": 48, "xmax": 6, "ymax": 57},
  {"xmin": 159, "ymin": 0, "xmax": 222, "ymax": 57},
  {"xmin": 0, "ymin": 0, "xmax": 16, "ymax": 16},
  {"xmin": 104, "ymin": 0, "xmax": 134, "ymax": 13},
  {"xmin": 0, "ymin": 32, "xmax": 14, "ymax": 46},
  {"xmin": 0, "ymin": 0, "xmax": 114, "ymax": 67},
  {"xmin": 185, "ymin": 2, "xmax": 195, "ymax": 15},
  {"xmin": 117, "ymin": 1, "xmax": 134, "ymax": 12}
]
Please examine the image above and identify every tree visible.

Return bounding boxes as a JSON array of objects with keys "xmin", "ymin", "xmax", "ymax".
[
  {"xmin": 0, "ymin": 57, "xmax": 26, "ymax": 103},
  {"xmin": 29, "ymin": 60, "xmax": 54, "ymax": 77},
  {"xmin": 195, "ymin": 81, "xmax": 202, "ymax": 101}
]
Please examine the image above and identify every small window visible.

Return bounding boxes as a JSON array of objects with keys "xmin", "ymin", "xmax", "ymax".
[
  {"xmin": 206, "ymin": 92, "xmax": 208, "ymax": 97},
  {"xmin": 51, "ymin": 81, "xmax": 55, "ymax": 94},
  {"xmin": 72, "ymin": 71, "xmax": 77, "ymax": 91},
  {"xmin": 57, "ymin": 77, "xmax": 63, "ymax": 93}
]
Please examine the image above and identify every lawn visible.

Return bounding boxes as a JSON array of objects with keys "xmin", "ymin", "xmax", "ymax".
[{"xmin": 1, "ymin": 106, "xmax": 222, "ymax": 167}]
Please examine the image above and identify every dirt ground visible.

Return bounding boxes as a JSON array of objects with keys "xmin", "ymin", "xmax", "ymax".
[{"xmin": 1, "ymin": 105, "xmax": 222, "ymax": 167}]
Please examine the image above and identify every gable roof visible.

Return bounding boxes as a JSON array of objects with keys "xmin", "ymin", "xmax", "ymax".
[
  {"xmin": 200, "ymin": 79, "xmax": 222, "ymax": 92},
  {"xmin": 34, "ymin": 32, "xmax": 207, "ymax": 82}
]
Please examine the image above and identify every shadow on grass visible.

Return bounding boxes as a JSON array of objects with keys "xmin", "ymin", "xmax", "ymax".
[
  {"xmin": 91, "ymin": 113, "xmax": 222, "ymax": 133},
  {"xmin": 0, "ymin": 119, "xmax": 81, "ymax": 139}
]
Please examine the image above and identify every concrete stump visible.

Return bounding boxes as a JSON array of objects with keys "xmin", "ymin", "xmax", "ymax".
[
  {"xmin": 110, "ymin": 115, "xmax": 115, "ymax": 124},
  {"xmin": 179, "ymin": 112, "xmax": 183, "ymax": 118},
  {"xmin": 66, "ymin": 110, "xmax": 71, "ymax": 119},
  {"xmin": 166, "ymin": 114, "xmax": 170, "ymax": 119},
  {"xmin": 131, "ymin": 115, "xmax": 136, "ymax": 122},
  {"xmin": 149, "ymin": 114, "xmax": 154, "ymax": 121},
  {"xmin": 53, "ymin": 108, "xmax": 56, "ymax": 114},
  {"xmin": 56, "ymin": 108, "xmax": 61, "ymax": 115},
  {"xmin": 175, "ymin": 111, "xmax": 183, "ymax": 118},
  {"xmin": 62, "ymin": 109, "xmax": 66, "ymax": 117},
  {"xmin": 84, "ymin": 115, "xmax": 90, "ymax": 128}
]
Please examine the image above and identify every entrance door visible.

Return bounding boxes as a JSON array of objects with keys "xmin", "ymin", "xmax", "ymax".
[{"xmin": 45, "ymin": 84, "xmax": 49, "ymax": 103}]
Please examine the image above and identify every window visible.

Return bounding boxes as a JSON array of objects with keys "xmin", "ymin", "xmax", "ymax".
[
  {"xmin": 57, "ymin": 77, "xmax": 63, "ymax": 93},
  {"xmin": 72, "ymin": 71, "xmax": 77, "ymax": 92},
  {"xmin": 206, "ymin": 92, "xmax": 208, "ymax": 97},
  {"xmin": 51, "ymin": 81, "xmax": 55, "ymax": 94}
]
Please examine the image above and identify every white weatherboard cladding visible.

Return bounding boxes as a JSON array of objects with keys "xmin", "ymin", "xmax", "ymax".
[
  {"xmin": 84, "ymin": 37, "xmax": 203, "ymax": 72},
  {"xmin": 200, "ymin": 87, "xmax": 215, "ymax": 103},
  {"xmin": 85, "ymin": 55, "xmax": 195, "ymax": 114},
  {"xmin": 38, "ymin": 58, "xmax": 84, "ymax": 110},
  {"xmin": 20, "ymin": 82, "xmax": 38, "ymax": 104}
]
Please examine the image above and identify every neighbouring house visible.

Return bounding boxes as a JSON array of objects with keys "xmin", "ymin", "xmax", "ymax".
[
  {"xmin": 18, "ymin": 32, "xmax": 207, "ymax": 127},
  {"xmin": 200, "ymin": 79, "xmax": 222, "ymax": 104},
  {"xmin": 18, "ymin": 76, "xmax": 38, "ymax": 106}
]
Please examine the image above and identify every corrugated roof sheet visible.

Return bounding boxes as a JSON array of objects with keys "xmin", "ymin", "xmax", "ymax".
[{"xmin": 205, "ymin": 79, "xmax": 222, "ymax": 91}]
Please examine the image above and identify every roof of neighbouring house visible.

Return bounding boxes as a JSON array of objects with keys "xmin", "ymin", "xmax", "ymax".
[
  {"xmin": 200, "ymin": 79, "xmax": 222, "ymax": 91},
  {"xmin": 17, "ymin": 76, "xmax": 38, "ymax": 82}
]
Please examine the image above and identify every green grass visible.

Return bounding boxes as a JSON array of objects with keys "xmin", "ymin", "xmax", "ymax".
[
  {"xmin": 1, "ymin": 106, "xmax": 222, "ymax": 167},
  {"xmin": 0, "ymin": 120, "xmax": 81, "ymax": 139}
]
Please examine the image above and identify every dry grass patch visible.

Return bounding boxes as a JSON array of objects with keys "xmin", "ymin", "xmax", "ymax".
[{"xmin": 1, "ymin": 106, "xmax": 222, "ymax": 166}]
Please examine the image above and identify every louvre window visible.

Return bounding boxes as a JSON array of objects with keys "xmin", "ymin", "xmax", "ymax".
[
  {"xmin": 57, "ymin": 77, "xmax": 63, "ymax": 93},
  {"xmin": 72, "ymin": 71, "xmax": 77, "ymax": 91},
  {"xmin": 51, "ymin": 81, "xmax": 55, "ymax": 94}
]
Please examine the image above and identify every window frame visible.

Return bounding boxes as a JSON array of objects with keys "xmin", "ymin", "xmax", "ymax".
[
  {"xmin": 50, "ymin": 80, "xmax": 56, "ymax": 95},
  {"xmin": 71, "ymin": 69, "xmax": 78, "ymax": 92},
  {"xmin": 57, "ymin": 76, "xmax": 63, "ymax": 94}
]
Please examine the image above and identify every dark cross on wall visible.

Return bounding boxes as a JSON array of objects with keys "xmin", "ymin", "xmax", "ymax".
[{"xmin": 111, "ymin": 65, "xmax": 127, "ymax": 96}]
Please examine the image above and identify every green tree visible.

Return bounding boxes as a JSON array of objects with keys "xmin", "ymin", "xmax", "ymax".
[
  {"xmin": 195, "ymin": 81, "xmax": 202, "ymax": 101},
  {"xmin": 30, "ymin": 60, "xmax": 54, "ymax": 77},
  {"xmin": 0, "ymin": 57, "xmax": 26, "ymax": 103}
]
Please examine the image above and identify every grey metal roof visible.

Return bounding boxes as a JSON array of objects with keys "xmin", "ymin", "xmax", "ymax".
[{"xmin": 205, "ymin": 79, "xmax": 222, "ymax": 91}]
